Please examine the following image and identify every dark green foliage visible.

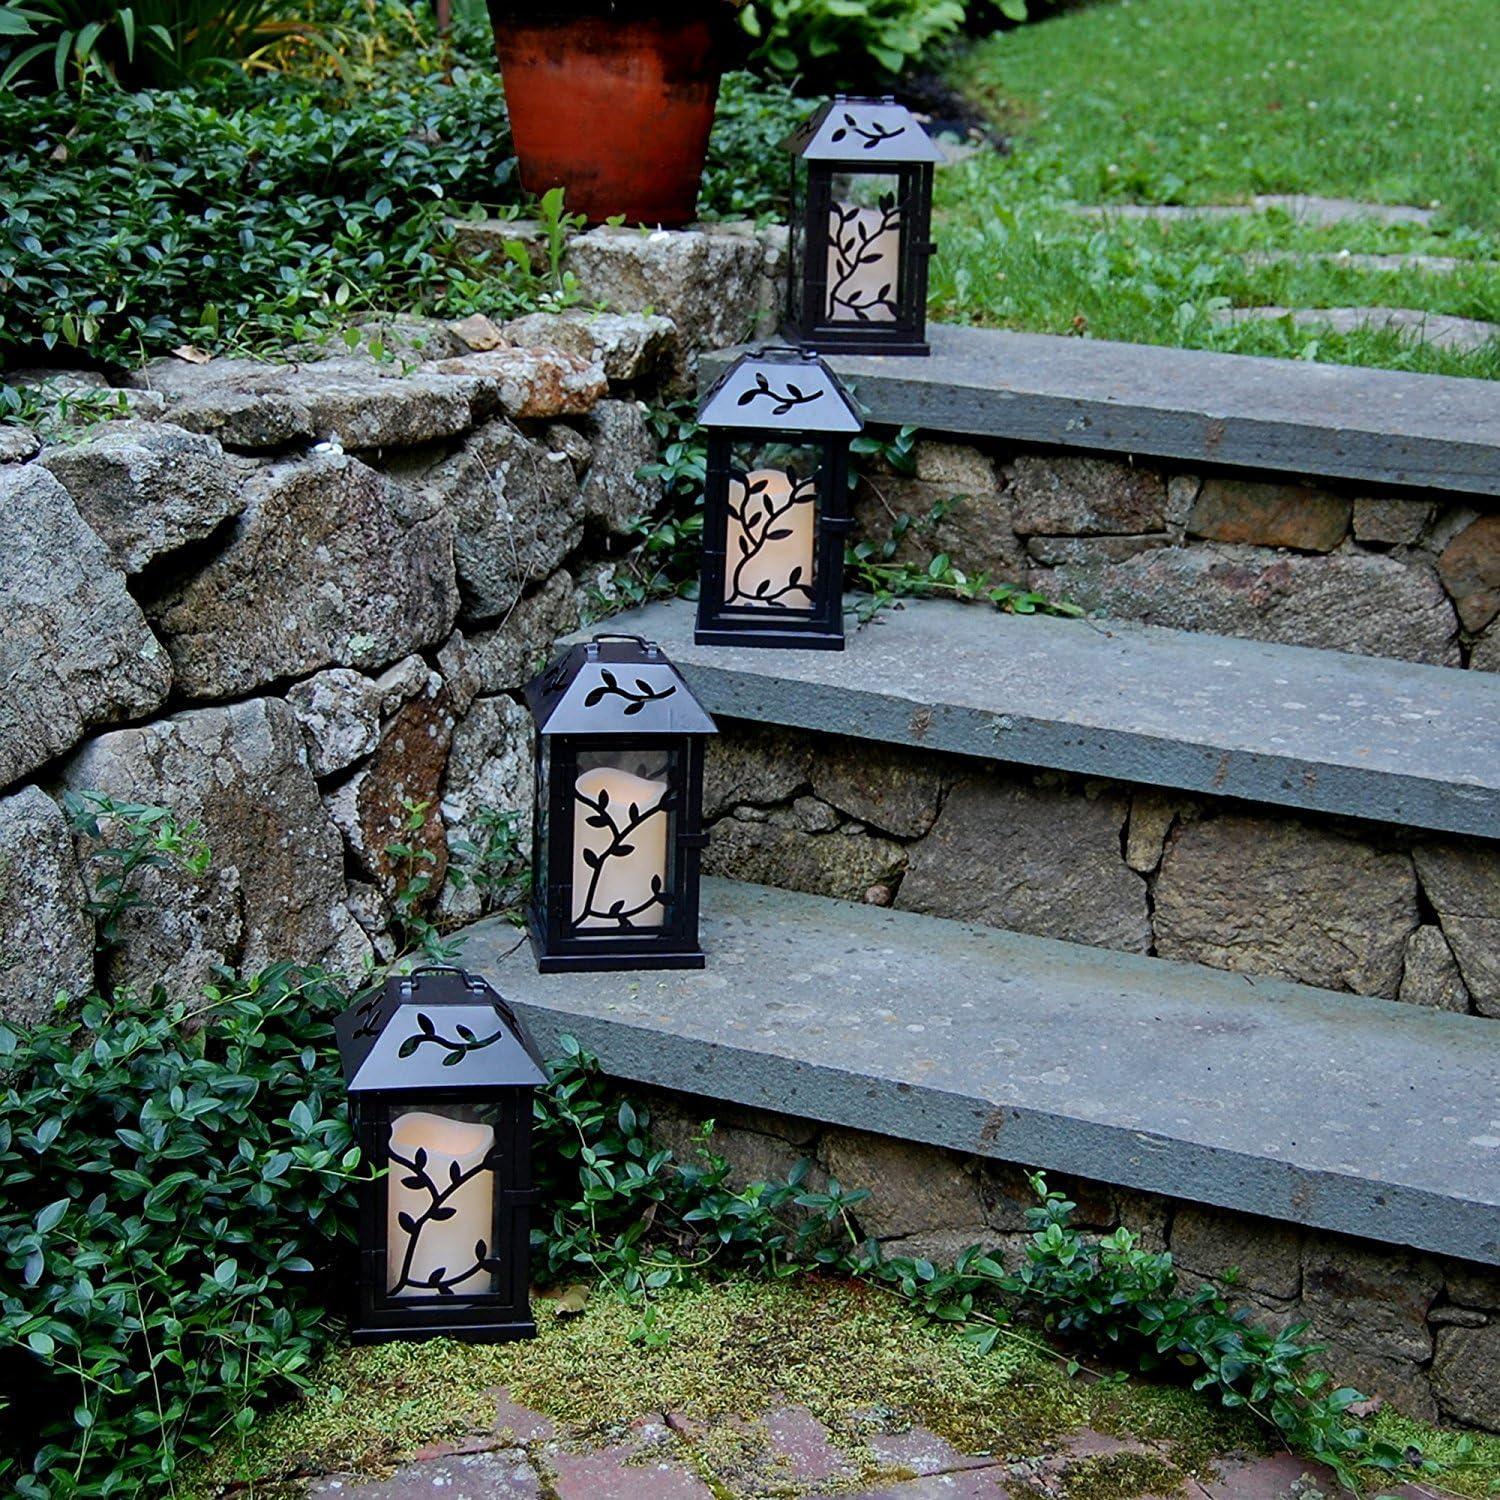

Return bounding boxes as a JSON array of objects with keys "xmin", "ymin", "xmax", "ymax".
[
  {"xmin": 0, "ymin": 968, "xmax": 362, "ymax": 1498},
  {"xmin": 699, "ymin": 69, "xmax": 813, "ymax": 222},
  {"xmin": 0, "ymin": 67, "xmax": 521, "ymax": 370}
]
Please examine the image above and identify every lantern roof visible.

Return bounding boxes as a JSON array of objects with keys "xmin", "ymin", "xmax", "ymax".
[
  {"xmin": 524, "ymin": 634, "xmax": 718, "ymax": 737},
  {"xmin": 336, "ymin": 967, "xmax": 546, "ymax": 1093},
  {"xmin": 783, "ymin": 95, "xmax": 946, "ymax": 165},
  {"xmin": 697, "ymin": 347, "xmax": 864, "ymax": 434}
]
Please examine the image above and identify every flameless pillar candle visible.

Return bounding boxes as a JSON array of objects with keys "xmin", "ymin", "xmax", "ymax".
[
  {"xmin": 387, "ymin": 1111, "xmax": 495, "ymax": 1297},
  {"xmin": 826, "ymin": 204, "xmax": 900, "ymax": 323},
  {"xmin": 725, "ymin": 469, "xmax": 815, "ymax": 608},
  {"xmin": 572, "ymin": 766, "xmax": 669, "ymax": 928}
]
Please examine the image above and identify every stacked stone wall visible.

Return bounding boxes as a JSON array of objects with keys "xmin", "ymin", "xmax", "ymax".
[{"xmin": 702, "ymin": 725, "xmax": 1498, "ymax": 1016}]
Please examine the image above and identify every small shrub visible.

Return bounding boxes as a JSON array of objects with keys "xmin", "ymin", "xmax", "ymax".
[{"xmin": 740, "ymin": 0, "xmax": 967, "ymax": 83}]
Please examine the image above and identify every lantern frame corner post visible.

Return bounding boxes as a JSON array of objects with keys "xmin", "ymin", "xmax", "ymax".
[
  {"xmin": 692, "ymin": 348, "xmax": 863, "ymax": 653},
  {"xmin": 524, "ymin": 636, "xmax": 717, "ymax": 973},
  {"xmin": 781, "ymin": 96, "xmax": 942, "ymax": 358},
  {"xmin": 336, "ymin": 969, "xmax": 545, "ymax": 1346}
]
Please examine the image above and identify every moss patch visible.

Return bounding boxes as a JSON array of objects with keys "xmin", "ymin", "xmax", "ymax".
[{"xmin": 181, "ymin": 1276, "xmax": 1485, "ymax": 1499}]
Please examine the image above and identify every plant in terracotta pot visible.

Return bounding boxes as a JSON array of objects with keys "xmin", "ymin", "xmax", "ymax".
[{"xmin": 485, "ymin": 0, "xmax": 749, "ymax": 227}]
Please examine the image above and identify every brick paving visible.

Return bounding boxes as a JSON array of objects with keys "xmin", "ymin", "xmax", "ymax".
[{"xmin": 302, "ymin": 1390, "xmax": 1417, "ymax": 1498}]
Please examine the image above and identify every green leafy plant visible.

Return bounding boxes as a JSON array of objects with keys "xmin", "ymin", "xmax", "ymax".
[
  {"xmin": 0, "ymin": 0, "xmax": 338, "ymax": 91},
  {"xmin": 0, "ymin": 71, "xmax": 523, "ymax": 369},
  {"xmin": 61, "ymin": 791, "xmax": 211, "ymax": 949},
  {"xmin": 447, "ymin": 806, "xmax": 532, "ymax": 922},
  {"xmin": 740, "ymin": 0, "xmax": 966, "ymax": 82},
  {"xmin": 0, "ymin": 967, "xmax": 363, "ymax": 1499},
  {"xmin": 846, "ymin": 510, "xmax": 1085, "ymax": 624}
]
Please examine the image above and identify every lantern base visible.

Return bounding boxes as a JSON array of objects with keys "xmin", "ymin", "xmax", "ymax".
[
  {"xmin": 528, "ymin": 910, "xmax": 707, "ymax": 972},
  {"xmin": 694, "ymin": 621, "xmax": 845, "ymax": 652},
  {"xmin": 351, "ymin": 1316, "xmax": 538, "ymax": 1346},
  {"xmin": 783, "ymin": 324, "xmax": 931, "ymax": 358}
]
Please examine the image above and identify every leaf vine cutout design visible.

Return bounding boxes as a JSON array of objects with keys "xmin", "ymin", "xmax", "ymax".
[
  {"xmin": 725, "ymin": 468, "xmax": 818, "ymax": 610},
  {"xmin": 826, "ymin": 195, "xmax": 903, "ymax": 323},
  {"xmin": 386, "ymin": 1137, "xmax": 502, "ymax": 1297},
  {"xmin": 735, "ymin": 369, "xmax": 824, "ymax": 418},
  {"xmin": 573, "ymin": 778, "xmax": 676, "ymax": 929},
  {"xmin": 582, "ymin": 668, "xmax": 677, "ymax": 716},
  {"xmin": 828, "ymin": 112, "xmax": 907, "ymax": 151},
  {"xmin": 396, "ymin": 1009, "xmax": 511, "ymax": 1068}
]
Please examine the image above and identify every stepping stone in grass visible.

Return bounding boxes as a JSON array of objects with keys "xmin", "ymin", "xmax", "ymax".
[
  {"xmin": 1241, "ymin": 249, "xmax": 1497, "ymax": 275},
  {"xmin": 1213, "ymin": 304, "xmax": 1500, "ymax": 351},
  {"xmin": 1070, "ymin": 194, "xmax": 1435, "ymax": 227}
]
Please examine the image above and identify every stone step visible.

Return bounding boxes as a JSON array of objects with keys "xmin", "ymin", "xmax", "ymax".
[
  {"xmin": 703, "ymin": 324, "xmax": 1500, "ymax": 496},
  {"xmin": 454, "ymin": 879, "xmax": 1500, "ymax": 1265},
  {"xmin": 592, "ymin": 598, "xmax": 1500, "ymax": 840}
]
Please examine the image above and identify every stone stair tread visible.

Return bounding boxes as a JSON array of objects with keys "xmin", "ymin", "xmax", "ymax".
[
  {"xmin": 703, "ymin": 324, "xmax": 1500, "ymax": 494},
  {"xmin": 596, "ymin": 598, "xmax": 1500, "ymax": 839},
  {"xmin": 454, "ymin": 879, "xmax": 1499, "ymax": 1265}
]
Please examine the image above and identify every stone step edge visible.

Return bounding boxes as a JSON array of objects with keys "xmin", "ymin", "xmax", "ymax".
[
  {"xmin": 586, "ymin": 598, "xmax": 1500, "ymax": 841},
  {"xmin": 702, "ymin": 324, "xmax": 1500, "ymax": 497},
  {"xmin": 453, "ymin": 881, "xmax": 1499, "ymax": 1268}
]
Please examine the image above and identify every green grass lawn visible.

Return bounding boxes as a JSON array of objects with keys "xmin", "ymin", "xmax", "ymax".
[{"xmin": 936, "ymin": 0, "xmax": 1500, "ymax": 377}]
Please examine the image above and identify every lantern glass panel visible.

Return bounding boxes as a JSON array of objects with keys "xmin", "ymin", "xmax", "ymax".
[
  {"xmin": 722, "ymin": 437, "xmax": 825, "ymax": 615},
  {"xmin": 569, "ymin": 744, "xmax": 680, "ymax": 932},
  {"xmin": 824, "ymin": 171, "xmax": 905, "ymax": 326},
  {"xmin": 382, "ymin": 1101, "xmax": 506, "ymax": 1303}
]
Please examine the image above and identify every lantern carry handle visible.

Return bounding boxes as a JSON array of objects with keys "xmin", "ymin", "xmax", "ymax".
[
  {"xmin": 400, "ymin": 964, "xmax": 526, "ymax": 1032},
  {"xmin": 585, "ymin": 632, "xmax": 662, "ymax": 660}
]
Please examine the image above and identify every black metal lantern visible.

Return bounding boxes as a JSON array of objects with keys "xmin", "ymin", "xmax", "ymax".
[
  {"xmin": 783, "ymin": 95, "xmax": 944, "ymax": 356},
  {"xmin": 695, "ymin": 347, "xmax": 863, "ymax": 652},
  {"xmin": 334, "ymin": 966, "xmax": 545, "ymax": 1344},
  {"xmin": 524, "ymin": 633, "xmax": 717, "ymax": 973}
]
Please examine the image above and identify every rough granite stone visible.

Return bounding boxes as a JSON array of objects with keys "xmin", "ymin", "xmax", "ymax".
[
  {"xmin": 39, "ymin": 421, "xmax": 244, "ymax": 574},
  {"xmin": 809, "ymin": 741, "xmax": 947, "ymax": 839},
  {"xmin": 853, "ymin": 476, "xmax": 1025, "ymax": 580},
  {"xmin": 60, "ymin": 698, "xmax": 369, "ymax": 995},
  {"xmin": 349, "ymin": 311, "xmax": 465, "ymax": 360},
  {"xmin": 1412, "ymin": 841, "xmax": 1500, "ymax": 1017},
  {"xmin": 306, "ymin": 1450, "xmax": 542, "ymax": 1498},
  {"xmin": 1188, "ymin": 477, "xmax": 1351, "ymax": 552},
  {"xmin": 440, "ymin": 692, "xmax": 533, "ymax": 876},
  {"xmin": 704, "ymin": 805, "xmax": 906, "ymax": 902},
  {"xmin": 1124, "ymin": 792, "xmax": 1180, "ymax": 873},
  {"xmin": 544, "ymin": 421, "xmax": 594, "ymax": 480},
  {"xmin": 565, "ymin": 225, "xmax": 780, "ymax": 375},
  {"xmin": 912, "ymin": 441, "xmax": 999, "ymax": 492},
  {"xmin": 577, "ymin": 399, "xmax": 662, "ymax": 534},
  {"xmin": 1155, "ymin": 816, "xmax": 1418, "ymax": 996},
  {"xmin": 1354, "ymin": 496, "xmax": 1433, "ymax": 547},
  {"xmin": 1303, "ymin": 1240, "xmax": 1441, "ymax": 1417},
  {"xmin": 1, "ymin": 464, "xmax": 171, "ymax": 788},
  {"xmin": 447, "ymin": 312, "xmax": 506, "ymax": 352},
  {"xmin": 1433, "ymin": 1323, "xmax": 1500, "ymax": 1433},
  {"xmin": 391, "ymin": 420, "xmax": 581, "ymax": 623},
  {"xmin": 149, "ymin": 454, "xmax": 457, "ymax": 698},
  {"xmin": 1171, "ymin": 1205, "xmax": 1302, "ymax": 1301},
  {"xmin": 434, "ymin": 347, "xmax": 606, "ymax": 420},
  {"xmin": 501, "ymin": 310, "xmax": 677, "ymax": 386},
  {"xmin": 1008, "ymin": 454, "xmax": 1165, "ymax": 536},
  {"xmin": 704, "ymin": 727, "xmax": 813, "ymax": 819},
  {"xmin": 1437, "ymin": 514, "xmax": 1500, "ymax": 633},
  {"xmin": 820, "ymin": 1129, "xmax": 981, "ymax": 1239},
  {"xmin": 284, "ymin": 667, "xmax": 384, "ymax": 777},
  {"xmin": 1472, "ymin": 624, "xmax": 1500, "ymax": 672},
  {"xmin": 0, "ymin": 785, "xmax": 94, "ymax": 1022},
  {"xmin": 897, "ymin": 777, "xmax": 1149, "ymax": 952},
  {"xmin": 132, "ymin": 355, "xmax": 478, "ymax": 450},
  {"xmin": 0, "ymin": 426, "xmax": 40, "ymax": 464},
  {"xmin": 1024, "ymin": 533, "xmax": 1169, "ymax": 567},
  {"xmin": 327, "ymin": 675, "xmax": 454, "ymax": 895},
  {"xmin": 1398, "ymin": 924, "xmax": 1471, "ymax": 1011},
  {"xmin": 459, "ymin": 572, "xmax": 579, "ymax": 696},
  {"xmin": 1035, "ymin": 544, "xmax": 1460, "ymax": 665}
]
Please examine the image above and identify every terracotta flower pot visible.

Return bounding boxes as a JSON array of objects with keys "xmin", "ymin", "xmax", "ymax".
[{"xmin": 488, "ymin": 5, "xmax": 738, "ymax": 227}]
